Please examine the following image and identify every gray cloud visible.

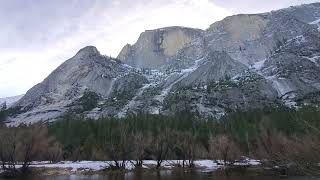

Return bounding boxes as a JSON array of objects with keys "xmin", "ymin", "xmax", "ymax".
[{"xmin": 1, "ymin": 0, "xmax": 104, "ymax": 51}]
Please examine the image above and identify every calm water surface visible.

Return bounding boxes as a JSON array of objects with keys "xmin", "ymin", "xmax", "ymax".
[{"xmin": 3, "ymin": 171, "xmax": 320, "ymax": 180}]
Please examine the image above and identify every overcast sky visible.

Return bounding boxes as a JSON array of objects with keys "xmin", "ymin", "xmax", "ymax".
[{"xmin": 0, "ymin": 0, "xmax": 318, "ymax": 98}]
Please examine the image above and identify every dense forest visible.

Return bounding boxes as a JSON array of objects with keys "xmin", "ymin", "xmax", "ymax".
[{"xmin": 0, "ymin": 106, "xmax": 320, "ymax": 175}]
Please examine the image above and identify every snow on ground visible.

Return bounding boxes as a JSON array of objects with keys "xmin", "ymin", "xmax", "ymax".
[
  {"xmin": 194, "ymin": 160, "xmax": 220, "ymax": 172},
  {"xmin": 233, "ymin": 159, "xmax": 260, "ymax": 166},
  {"xmin": 31, "ymin": 161, "xmax": 110, "ymax": 172},
  {"xmin": 22, "ymin": 159, "xmax": 260, "ymax": 172}
]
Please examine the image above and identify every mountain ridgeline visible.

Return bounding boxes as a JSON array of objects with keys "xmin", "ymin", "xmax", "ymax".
[{"xmin": 5, "ymin": 3, "xmax": 320, "ymax": 125}]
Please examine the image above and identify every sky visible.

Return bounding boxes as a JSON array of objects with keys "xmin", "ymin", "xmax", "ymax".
[{"xmin": 0, "ymin": 0, "xmax": 318, "ymax": 98}]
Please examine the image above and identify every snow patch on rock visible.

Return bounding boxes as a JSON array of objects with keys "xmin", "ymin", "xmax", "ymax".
[
  {"xmin": 309, "ymin": 18, "xmax": 320, "ymax": 31},
  {"xmin": 117, "ymin": 83, "xmax": 155, "ymax": 118}
]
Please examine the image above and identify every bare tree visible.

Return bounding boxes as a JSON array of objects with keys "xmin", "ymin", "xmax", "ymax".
[
  {"xmin": 0, "ymin": 124, "xmax": 62, "ymax": 174},
  {"xmin": 105, "ymin": 125, "xmax": 133, "ymax": 169},
  {"xmin": 254, "ymin": 122, "xmax": 320, "ymax": 175},
  {"xmin": 150, "ymin": 128, "xmax": 172, "ymax": 169},
  {"xmin": 293, "ymin": 133, "xmax": 320, "ymax": 175},
  {"xmin": 131, "ymin": 132, "xmax": 152, "ymax": 168},
  {"xmin": 0, "ymin": 127, "xmax": 18, "ymax": 173},
  {"xmin": 16, "ymin": 124, "xmax": 51, "ymax": 172},
  {"xmin": 174, "ymin": 131, "xmax": 199, "ymax": 168},
  {"xmin": 46, "ymin": 140, "xmax": 63, "ymax": 163},
  {"xmin": 209, "ymin": 134, "xmax": 242, "ymax": 166}
]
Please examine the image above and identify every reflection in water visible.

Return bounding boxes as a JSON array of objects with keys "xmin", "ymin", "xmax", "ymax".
[{"xmin": 2, "ymin": 171, "xmax": 320, "ymax": 180}]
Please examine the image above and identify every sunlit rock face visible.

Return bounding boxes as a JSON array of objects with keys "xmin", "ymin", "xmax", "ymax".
[
  {"xmin": 205, "ymin": 14, "xmax": 269, "ymax": 65},
  {"xmin": 117, "ymin": 26, "xmax": 204, "ymax": 69},
  {"xmin": 208, "ymin": 14, "xmax": 268, "ymax": 42}
]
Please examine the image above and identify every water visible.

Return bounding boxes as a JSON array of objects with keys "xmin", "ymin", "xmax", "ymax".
[{"xmin": 3, "ymin": 171, "xmax": 320, "ymax": 180}]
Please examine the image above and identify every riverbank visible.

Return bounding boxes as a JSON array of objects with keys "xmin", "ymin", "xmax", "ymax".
[{"xmin": 0, "ymin": 159, "xmax": 260, "ymax": 176}]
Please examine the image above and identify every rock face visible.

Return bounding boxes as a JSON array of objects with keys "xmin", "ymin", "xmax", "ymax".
[
  {"xmin": 16, "ymin": 46, "xmax": 127, "ymax": 109},
  {"xmin": 259, "ymin": 28, "xmax": 320, "ymax": 106},
  {"xmin": 204, "ymin": 4, "xmax": 320, "ymax": 66},
  {"xmin": 175, "ymin": 51, "xmax": 247, "ymax": 87},
  {"xmin": 119, "ymin": 3, "xmax": 320, "ymax": 67},
  {"xmin": 7, "ymin": 2, "xmax": 320, "ymax": 125},
  {"xmin": 8, "ymin": 46, "xmax": 146, "ymax": 125},
  {"xmin": 0, "ymin": 95, "xmax": 23, "ymax": 108},
  {"xmin": 205, "ymin": 14, "xmax": 269, "ymax": 65},
  {"xmin": 117, "ymin": 27, "xmax": 204, "ymax": 69}
]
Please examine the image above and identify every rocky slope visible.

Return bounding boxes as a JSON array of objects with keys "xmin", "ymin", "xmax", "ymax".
[
  {"xmin": 6, "ymin": 2, "xmax": 320, "ymax": 125},
  {"xmin": 7, "ymin": 46, "xmax": 147, "ymax": 125},
  {"xmin": 0, "ymin": 94, "xmax": 24, "ymax": 108}
]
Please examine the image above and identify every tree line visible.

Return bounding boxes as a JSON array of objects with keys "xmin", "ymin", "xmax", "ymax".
[{"xmin": 0, "ymin": 106, "xmax": 320, "ymax": 175}]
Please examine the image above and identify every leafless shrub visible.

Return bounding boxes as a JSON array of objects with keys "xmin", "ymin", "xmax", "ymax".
[
  {"xmin": 0, "ymin": 127, "xmax": 18, "ymax": 172},
  {"xmin": 208, "ymin": 134, "xmax": 243, "ymax": 166},
  {"xmin": 254, "ymin": 120, "xmax": 320, "ymax": 175},
  {"xmin": 16, "ymin": 124, "xmax": 53, "ymax": 172},
  {"xmin": 0, "ymin": 124, "xmax": 63, "ymax": 173},
  {"xmin": 105, "ymin": 125, "xmax": 133, "ymax": 169},
  {"xmin": 46, "ymin": 140, "xmax": 63, "ymax": 163},
  {"xmin": 91, "ymin": 147, "xmax": 107, "ymax": 161},
  {"xmin": 150, "ymin": 128, "xmax": 173, "ymax": 169},
  {"xmin": 131, "ymin": 132, "xmax": 152, "ymax": 168},
  {"xmin": 173, "ymin": 131, "xmax": 199, "ymax": 168}
]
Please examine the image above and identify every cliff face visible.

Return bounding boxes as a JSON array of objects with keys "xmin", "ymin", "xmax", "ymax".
[
  {"xmin": 118, "ymin": 3, "xmax": 320, "ymax": 68},
  {"xmin": 7, "ymin": 3, "xmax": 320, "ymax": 125},
  {"xmin": 117, "ymin": 27, "xmax": 204, "ymax": 69},
  {"xmin": 207, "ymin": 14, "xmax": 268, "ymax": 42}
]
